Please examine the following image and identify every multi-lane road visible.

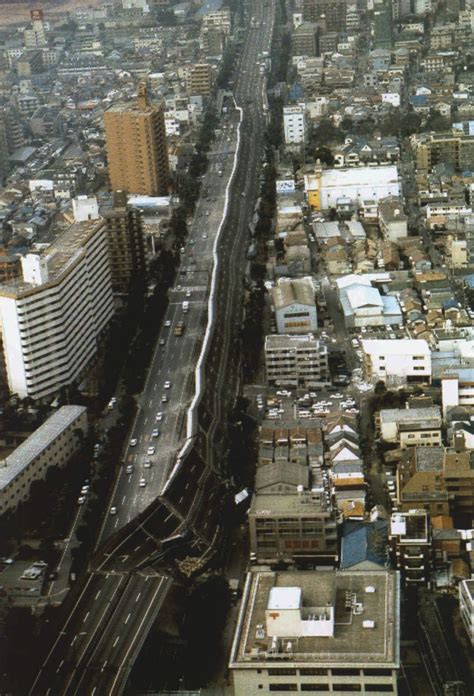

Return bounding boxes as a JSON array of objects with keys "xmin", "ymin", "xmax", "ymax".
[
  {"xmin": 29, "ymin": 1, "xmax": 275, "ymax": 693},
  {"xmin": 98, "ymin": 111, "xmax": 241, "ymax": 543}
]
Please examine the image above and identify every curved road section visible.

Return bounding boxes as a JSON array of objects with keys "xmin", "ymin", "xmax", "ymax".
[{"xmin": 29, "ymin": 1, "xmax": 275, "ymax": 693}]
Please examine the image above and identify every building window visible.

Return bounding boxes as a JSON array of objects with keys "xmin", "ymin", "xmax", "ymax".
[
  {"xmin": 332, "ymin": 669, "xmax": 361, "ymax": 676},
  {"xmin": 269, "ymin": 686, "xmax": 298, "ymax": 692},
  {"xmin": 269, "ymin": 669, "xmax": 297, "ymax": 676},
  {"xmin": 301, "ymin": 687, "xmax": 329, "ymax": 692},
  {"xmin": 365, "ymin": 686, "xmax": 394, "ymax": 692},
  {"xmin": 332, "ymin": 687, "xmax": 361, "ymax": 692},
  {"xmin": 300, "ymin": 669, "xmax": 328, "ymax": 676}
]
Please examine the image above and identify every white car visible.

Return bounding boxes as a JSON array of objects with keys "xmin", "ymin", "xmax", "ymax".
[
  {"xmin": 78, "ymin": 496, "xmax": 86, "ymax": 505},
  {"xmin": 156, "ymin": 412, "xmax": 163, "ymax": 421},
  {"xmin": 110, "ymin": 506, "xmax": 117, "ymax": 515},
  {"xmin": 164, "ymin": 381, "xmax": 171, "ymax": 389},
  {"xmin": 80, "ymin": 486, "xmax": 89, "ymax": 495},
  {"xmin": 165, "ymin": 320, "xmax": 171, "ymax": 327},
  {"xmin": 161, "ymin": 395, "xmax": 168, "ymax": 403},
  {"xmin": 152, "ymin": 429, "xmax": 160, "ymax": 438},
  {"xmin": 139, "ymin": 478, "xmax": 146, "ymax": 488},
  {"xmin": 126, "ymin": 465, "xmax": 133, "ymax": 474},
  {"xmin": 147, "ymin": 446, "xmax": 155, "ymax": 455},
  {"xmin": 202, "ymin": 234, "xmax": 208, "ymax": 239},
  {"xmin": 144, "ymin": 460, "xmax": 152, "ymax": 469},
  {"xmin": 130, "ymin": 438, "xmax": 138, "ymax": 447}
]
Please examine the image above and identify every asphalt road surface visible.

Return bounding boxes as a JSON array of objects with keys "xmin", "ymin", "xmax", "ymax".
[{"xmin": 29, "ymin": 0, "xmax": 275, "ymax": 693}]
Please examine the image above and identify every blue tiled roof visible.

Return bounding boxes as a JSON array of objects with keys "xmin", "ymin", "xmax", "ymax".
[{"xmin": 340, "ymin": 520, "xmax": 388, "ymax": 569}]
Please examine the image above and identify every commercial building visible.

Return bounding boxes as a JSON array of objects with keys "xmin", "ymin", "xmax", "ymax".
[
  {"xmin": 0, "ymin": 220, "xmax": 115, "ymax": 400},
  {"xmin": 304, "ymin": 164, "xmax": 400, "ymax": 211},
  {"xmin": 229, "ymin": 569, "xmax": 400, "ymax": 695},
  {"xmin": 249, "ymin": 488, "xmax": 338, "ymax": 564},
  {"xmin": 272, "ymin": 277, "xmax": 317, "ymax": 334},
  {"xmin": 459, "ymin": 579, "xmax": 474, "ymax": 647},
  {"xmin": 100, "ymin": 191, "xmax": 146, "ymax": 294},
  {"xmin": 389, "ymin": 510, "xmax": 432, "ymax": 585},
  {"xmin": 283, "ymin": 105, "xmax": 306, "ymax": 144},
  {"xmin": 0, "ymin": 406, "xmax": 88, "ymax": 515},
  {"xmin": 265, "ymin": 334, "xmax": 329, "ymax": 386},
  {"xmin": 186, "ymin": 62, "xmax": 214, "ymax": 97},
  {"xmin": 379, "ymin": 406, "xmax": 442, "ymax": 447},
  {"xmin": 362, "ymin": 339, "xmax": 431, "ymax": 385},
  {"xmin": 104, "ymin": 83, "xmax": 170, "ymax": 196}
]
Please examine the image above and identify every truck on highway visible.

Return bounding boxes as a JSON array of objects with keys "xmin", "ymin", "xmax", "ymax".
[{"xmin": 174, "ymin": 321, "xmax": 185, "ymax": 337}]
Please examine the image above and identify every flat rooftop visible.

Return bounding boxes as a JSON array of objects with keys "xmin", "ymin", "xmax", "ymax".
[
  {"xmin": 0, "ymin": 406, "xmax": 87, "ymax": 490},
  {"xmin": 230, "ymin": 570, "xmax": 400, "ymax": 668},
  {"xmin": 250, "ymin": 491, "xmax": 331, "ymax": 516},
  {"xmin": 0, "ymin": 220, "xmax": 103, "ymax": 298}
]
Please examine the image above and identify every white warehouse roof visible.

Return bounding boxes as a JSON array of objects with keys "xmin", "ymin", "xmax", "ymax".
[{"xmin": 361, "ymin": 339, "xmax": 430, "ymax": 355}]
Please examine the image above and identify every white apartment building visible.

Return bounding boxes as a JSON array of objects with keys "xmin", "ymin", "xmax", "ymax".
[
  {"xmin": 265, "ymin": 334, "xmax": 329, "ymax": 386},
  {"xmin": 0, "ymin": 219, "xmax": 115, "ymax": 400},
  {"xmin": 229, "ymin": 570, "xmax": 400, "ymax": 696},
  {"xmin": 459, "ymin": 579, "xmax": 474, "ymax": 647},
  {"xmin": 0, "ymin": 406, "xmax": 87, "ymax": 514},
  {"xmin": 362, "ymin": 339, "xmax": 431, "ymax": 385},
  {"xmin": 283, "ymin": 105, "xmax": 306, "ymax": 145},
  {"xmin": 272, "ymin": 277, "xmax": 317, "ymax": 334}
]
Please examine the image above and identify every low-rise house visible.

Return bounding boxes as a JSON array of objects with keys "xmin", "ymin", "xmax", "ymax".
[
  {"xmin": 340, "ymin": 519, "xmax": 389, "ymax": 571},
  {"xmin": 380, "ymin": 406, "xmax": 442, "ymax": 447}
]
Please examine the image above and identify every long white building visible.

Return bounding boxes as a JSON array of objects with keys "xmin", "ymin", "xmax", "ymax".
[
  {"xmin": 0, "ymin": 405, "xmax": 88, "ymax": 514},
  {"xmin": 305, "ymin": 164, "xmax": 400, "ymax": 211},
  {"xmin": 0, "ymin": 219, "xmax": 115, "ymax": 399}
]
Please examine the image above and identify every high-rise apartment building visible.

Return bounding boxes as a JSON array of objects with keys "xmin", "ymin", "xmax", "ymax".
[
  {"xmin": 186, "ymin": 63, "xmax": 214, "ymax": 97},
  {"xmin": 0, "ymin": 111, "xmax": 10, "ymax": 182},
  {"xmin": 104, "ymin": 84, "xmax": 170, "ymax": 196},
  {"xmin": 373, "ymin": 0, "xmax": 393, "ymax": 49},
  {"xmin": 283, "ymin": 105, "xmax": 306, "ymax": 144},
  {"xmin": 23, "ymin": 9, "xmax": 47, "ymax": 48},
  {"xmin": 303, "ymin": 0, "xmax": 347, "ymax": 31},
  {"xmin": 0, "ymin": 220, "xmax": 115, "ymax": 400},
  {"xmin": 101, "ymin": 191, "xmax": 146, "ymax": 294}
]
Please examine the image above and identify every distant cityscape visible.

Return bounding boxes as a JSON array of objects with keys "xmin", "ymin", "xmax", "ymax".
[{"xmin": 0, "ymin": 0, "xmax": 473, "ymax": 694}]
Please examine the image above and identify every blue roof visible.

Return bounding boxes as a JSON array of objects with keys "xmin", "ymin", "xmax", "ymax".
[
  {"xmin": 340, "ymin": 520, "xmax": 388, "ymax": 570},
  {"xmin": 465, "ymin": 275, "xmax": 474, "ymax": 289},
  {"xmin": 442, "ymin": 298, "xmax": 459, "ymax": 310},
  {"xmin": 410, "ymin": 94, "xmax": 429, "ymax": 106}
]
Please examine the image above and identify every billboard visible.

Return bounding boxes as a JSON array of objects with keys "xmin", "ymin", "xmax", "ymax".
[{"xmin": 276, "ymin": 179, "xmax": 295, "ymax": 194}]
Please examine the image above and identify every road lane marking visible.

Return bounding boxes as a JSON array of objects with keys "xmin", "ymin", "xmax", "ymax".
[
  {"xmin": 135, "ymin": 592, "xmax": 141, "ymax": 602},
  {"xmin": 94, "ymin": 590, "xmax": 101, "ymax": 600},
  {"xmin": 83, "ymin": 612, "xmax": 89, "ymax": 623},
  {"xmin": 101, "ymin": 660, "xmax": 108, "ymax": 672},
  {"xmin": 113, "ymin": 636, "xmax": 120, "ymax": 648},
  {"xmin": 125, "ymin": 613, "xmax": 131, "ymax": 625},
  {"xmin": 70, "ymin": 635, "xmax": 77, "ymax": 647}
]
